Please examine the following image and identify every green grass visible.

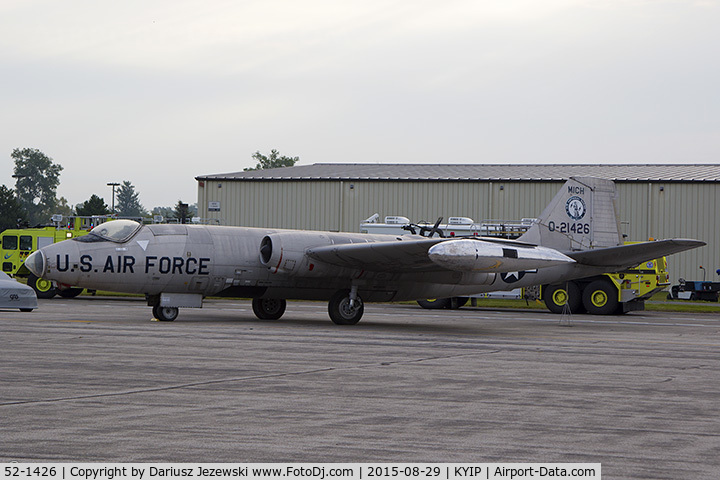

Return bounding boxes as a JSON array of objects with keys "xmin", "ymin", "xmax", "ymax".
[
  {"xmin": 644, "ymin": 292, "xmax": 720, "ymax": 313},
  {"xmin": 79, "ymin": 290, "xmax": 144, "ymax": 298},
  {"xmin": 645, "ymin": 302, "xmax": 720, "ymax": 313},
  {"xmin": 462, "ymin": 298, "xmax": 546, "ymax": 310}
]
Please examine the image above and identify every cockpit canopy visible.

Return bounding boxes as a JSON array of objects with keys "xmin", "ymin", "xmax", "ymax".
[{"xmin": 75, "ymin": 219, "xmax": 142, "ymax": 243}]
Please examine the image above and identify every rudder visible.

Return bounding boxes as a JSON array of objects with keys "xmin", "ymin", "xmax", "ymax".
[{"xmin": 519, "ymin": 177, "xmax": 623, "ymax": 252}]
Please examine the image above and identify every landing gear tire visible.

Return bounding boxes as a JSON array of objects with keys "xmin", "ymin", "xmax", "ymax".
[
  {"xmin": 252, "ymin": 298, "xmax": 287, "ymax": 320},
  {"xmin": 582, "ymin": 279, "xmax": 619, "ymax": 315},
  {"xmin": 58, "ymin": 288, "xmax": 83, "ymax": 298},
  {"xmin": 450, "ymin": 297, "xmax": 469, "ymax": 309},
  {"xmin": 28, "ymin": 274, "xmax": 57, "ymax": 299},
  {"xmin": 417, "ymin": 297, "xmax": 469, "ymax": 309},
  {"xmin": 543, "ymin": 282, "xmax": 582, "ymax": 314},
  {"xmin": 153, "ymin": 305, "xmax": 179, "ymax": 322},
  {"xmin": 417, "ymin": 298, "xmax": 450, "ymax": 309},
  {"xmin": 328, "ymin": 289, "xmax": 364, "ymax": 325}
]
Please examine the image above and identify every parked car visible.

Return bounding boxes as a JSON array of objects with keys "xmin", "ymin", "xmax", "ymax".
[{"xmin": 0, "ymin": 271, "xmax": 38, "ymax": 312}]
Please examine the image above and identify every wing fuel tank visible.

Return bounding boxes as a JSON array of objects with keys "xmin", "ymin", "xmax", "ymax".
[{"xmin": 428, "ymin": 239, "xmax": 575, "ymax": 272}]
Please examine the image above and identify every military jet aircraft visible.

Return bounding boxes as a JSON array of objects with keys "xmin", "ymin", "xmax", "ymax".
[{"xmin": 25, "ymin": 177, "xmax": 704, "ymax": 323}]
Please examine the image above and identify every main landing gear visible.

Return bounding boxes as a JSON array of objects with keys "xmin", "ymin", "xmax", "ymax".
[
  {"xmin": 327, "ymin": 288, "xmax": 364, "ymax": 325},
  {"xmin": 148, "ymin": 289, "xmax": 367, "ymax": 325},
  {"xmin": 249, "ymin": 288, "xmax": 365, "ymax": 325},
  {"xmin": 252, "ymin": 298, "xmax": 287, "ymax": 320}
]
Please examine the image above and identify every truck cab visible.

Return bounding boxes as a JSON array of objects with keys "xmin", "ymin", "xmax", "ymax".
[{"xmin": 0, "ymin": 216, "xmax": 108, "ymax": 297}]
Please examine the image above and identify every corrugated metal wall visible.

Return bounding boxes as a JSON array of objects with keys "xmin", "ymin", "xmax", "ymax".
[
  {"xmin": 198, "ymin": 179, "xmax": 718, "ymax": 283},
  {"xmin": 616, "ymin": 182, "xmax": 719, "ymax": 284},
  {"xmin": 198, "ymin": 180, "xmax": 563, "ymax": 230}
]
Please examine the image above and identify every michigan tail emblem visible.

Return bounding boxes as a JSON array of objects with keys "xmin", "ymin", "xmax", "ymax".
[{"xmin": 520, "ymin": 177, "xmax": 623, "ymax": 252}]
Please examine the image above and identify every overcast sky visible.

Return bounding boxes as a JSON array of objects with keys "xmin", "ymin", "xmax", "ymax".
[{"xmin": 2, "ymin": 0, "xmax": 719, "ymax": 210}]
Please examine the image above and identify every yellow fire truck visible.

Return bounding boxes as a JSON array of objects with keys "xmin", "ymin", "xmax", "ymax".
[
  {"xmin": 0, "ymin": 215, "xmax": 106, "ymax": 298},
  {"xmin": 538, "ymin": 255, "xmax": 669, "ymax": 315}
]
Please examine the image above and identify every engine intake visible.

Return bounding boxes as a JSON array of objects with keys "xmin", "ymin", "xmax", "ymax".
[
  {"xmin": 260, "ymin": 236, "xmax": 274, "ymax": 265},
  {"xmin": 258, "ymin": 232, "xmax": 337, "ymax": 276},
  {"xmin": 259, "ymin": 233, "xmax": 305, "ymax": 275},
  {"xmin": 259, "ymin": 235, "xmax": 285, "ymax": 273}
]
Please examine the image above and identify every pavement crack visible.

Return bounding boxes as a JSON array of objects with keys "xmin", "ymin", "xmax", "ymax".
[{"xmin": 0, "ymin": 351, "xmax": 498, "ymax": 407}]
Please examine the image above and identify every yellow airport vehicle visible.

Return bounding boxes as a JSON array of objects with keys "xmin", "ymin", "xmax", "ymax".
[
  {"xmin": 540, "ymin": 254, "xmax": 670, "ymax": 315},
  {"xmin": 0, "ymin": 215, "xmax": 106, "ymax": 298}
]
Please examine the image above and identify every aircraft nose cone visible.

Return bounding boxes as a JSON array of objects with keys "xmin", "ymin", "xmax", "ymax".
[{"xmin": 25, "ymin": 250, "xmax": 46, "ymax": 277}]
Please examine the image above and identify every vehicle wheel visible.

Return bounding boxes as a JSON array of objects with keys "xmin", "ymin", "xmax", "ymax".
[
  {"xmin": 582, "ymin": 279, "xmax": 619, "ymax": 315},
  {"xmin": 28, "ymin": 274, "xmax": 57, "ymax": 299},
  {"xmin": 417, "ymin": 298, "xmax": 451, "ymax": 309},
  {"xmin": 450, "ymin": 297, "xmax": 469, "ymax": 309},
  {"xmin": 328, "ymin": 289, "xmax": 364, "ymax": 325},
  {"xmin": 20, "ymin": 308, "xmax": 34, "ymax": 312},
  {"xmin": 58, "ymin": 288, "xmax": 83, "ymax": 298},
  {"xmin": 543, "ymin": 282, "xmax": 582, "ymax": 314},
  {"xmin": 252, "ymin": 298, "xmax": 287, "ymax": 320},
  {"xmin": 153, "ymin": 305, "xmax": 179, "ymax": 321}
]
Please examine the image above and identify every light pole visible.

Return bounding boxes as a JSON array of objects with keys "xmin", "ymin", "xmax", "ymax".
[
  {"xmin": 107, "ymin": 182, "xmax": 120, "ymax": 214},
  {"xmin": 11, "ymin": 174, "xmax": 28, "ymax": 227}
]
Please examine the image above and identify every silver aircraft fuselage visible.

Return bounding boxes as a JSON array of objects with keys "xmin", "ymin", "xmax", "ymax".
[{"xmin": 28, "ymin": 222, "xmax": 590, "ymax": 303}]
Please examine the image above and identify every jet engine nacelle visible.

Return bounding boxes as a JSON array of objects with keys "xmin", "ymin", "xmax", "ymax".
[
  {"xmin": 259, "ymin": 232, "xmax": 333, "ymax": 276},
  {"xmin": 259, "ymin": 231, "xmax": 392, "ymax": 277}
]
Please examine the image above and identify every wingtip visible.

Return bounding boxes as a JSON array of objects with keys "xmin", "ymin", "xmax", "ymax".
[{"xmin": 668, "ymin": 238, "xmax": 707, "ymax": 248}]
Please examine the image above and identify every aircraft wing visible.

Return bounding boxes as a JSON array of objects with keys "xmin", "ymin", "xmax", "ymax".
[
  {"xmin": 306, "ymin": 236, "xmax": 577, "ymax": 273},
  {"xmin": 307, "ymin": 237, "xmax": 446, "ymax": 272},
  {"xmin": 567, "ymin": 239, "xmax": 706, "ymax": 268}
]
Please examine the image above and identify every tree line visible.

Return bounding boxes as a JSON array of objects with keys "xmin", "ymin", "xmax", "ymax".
[
  {"xmin": 1, "ymin": 148, "xmax": 196, "ymax": 232},
  {"xmin": 1, "ymin": 148, "xmax": 299, "ymax": 232}
]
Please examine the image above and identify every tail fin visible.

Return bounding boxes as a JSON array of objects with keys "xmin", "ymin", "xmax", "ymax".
[{"xmin": 519, "ymin": 177, "xmax": 622, "ymax": 252}]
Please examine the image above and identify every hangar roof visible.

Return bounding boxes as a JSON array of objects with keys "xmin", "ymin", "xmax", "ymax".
[{"xmin": 197, "ymin": 164, "xmax": 720, "ymax": 182}]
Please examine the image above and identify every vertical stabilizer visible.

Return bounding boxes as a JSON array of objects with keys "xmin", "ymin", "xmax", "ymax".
[{"xmin": 519, "ymin": 177, "xmax": 622, "ymax": 251}]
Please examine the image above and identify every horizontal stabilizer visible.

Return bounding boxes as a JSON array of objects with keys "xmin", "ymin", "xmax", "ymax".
[{"xmin": 567, "ymin": 239, "xmax": 706, "ymax": 268}]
